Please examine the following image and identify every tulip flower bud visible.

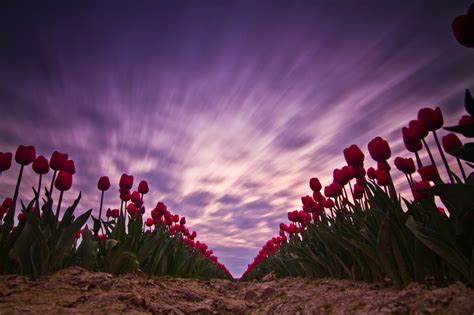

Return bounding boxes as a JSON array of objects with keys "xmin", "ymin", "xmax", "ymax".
[
  {"xmin": 309, "ymin": 178, "xmax": 322, "ymax": 191},
  {"xmin": 49, "ymin": 151, "xmax": 68, "ymax": 171},
  {"xmin": 111, "ymin": 209, "xmax": 120, "ymax": 218},
  {"xmin": 138, "ymin": 180, "xmax": 149, "ymax": 194},
  {"xmin": 145, "ymin": 218, "xmax": 154, "ymax": 227},
  {"xmin": 119, "ymin": 173, "xmax": 134, "ymax": 190},
  {"xmin": 367, "ymin": 167, "xmax": 377, "ymax": 180},
  {"xmin": 131, "ymin": 191, "xmax": 141, "ymax": 204},
  {"xmin": 418, "ymin": 165, "xmax": 439, "ymax": 182},
  {"xmin": 15, "ymin": 145, "xmax": 36, "ymax": 165},
  {"xmin": 55, "ymin": 170, "xmax": 73, "ymax": 191},
  {"xmin": 32, "ymin": 155, "xmax": 50, "ymax": 175},
  {"xmin": 0, "ymin": 152, "xmax": 12, "ymax": 172},
  {"xmin": 442, "ymin": 133, "xmax": 462, "ymax": 153},
  {"xmin": 63, "ymin": 160, "xmax": 75, "ymax": 174},
  {"xmin": 459, "ymin": 115, "xmax": 474, "ymax": 137},
  {"xmin": 367, "ymin": 137, "xmax": 391, "ymax": 162},
  {"xmin": 411, "ymin": 181, "xmax": 432, "ymax": 200},
  {"xmin": 417, "ymin": 107, "xmax": 443, "ymax": 131},
  {"xmin": 343, "ymin": 144, "xmax": 365, "ymax": 166},
  {"xmin": 106, "ymin": 208, "xmax": 112, "ymax": 218},
  {"xmin": 180, "ymin": 217, "xmax": 186, "ymax": 225},
  {"xmin": 452, "ymin": 5, "xmax": 474, "ymax": 48},
  {"xmin": 97, "ymin": 176, "xmax": 111, "ymax": 191},
  {"xmin": 375, "ymin": 169, "xmax": 389, "ymax": 186}
]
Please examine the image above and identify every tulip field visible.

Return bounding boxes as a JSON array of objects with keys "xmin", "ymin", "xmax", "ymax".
[
  {"xmin": 0, "ymin": 148, "xmax": 231, "ymax": 280},
  {"xmin": 241, "ymin": 90, "xmax": 474, "ymax": 288}
]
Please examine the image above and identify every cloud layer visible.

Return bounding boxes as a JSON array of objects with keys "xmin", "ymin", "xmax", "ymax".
[{"xmin": 0, "ymin": 1, "xmax": 473, "ymax": 277}]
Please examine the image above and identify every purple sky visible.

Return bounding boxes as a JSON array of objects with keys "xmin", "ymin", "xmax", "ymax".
[{"xmin": 0, "ymin": 1, "xmax": 473, "ymax": 277}]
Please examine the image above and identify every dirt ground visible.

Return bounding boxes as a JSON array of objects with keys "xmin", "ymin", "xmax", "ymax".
[{"xmin": 0, "ymin": 267, "xmax": 473, "ymax": 314}]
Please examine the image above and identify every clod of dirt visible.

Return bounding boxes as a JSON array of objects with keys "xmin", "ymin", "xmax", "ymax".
[{"xmin": 0, "ymin": 267, "xmax": 473, "ymax": 314}]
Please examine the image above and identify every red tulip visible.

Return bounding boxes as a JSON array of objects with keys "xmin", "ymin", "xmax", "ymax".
[
  {"xmin": 341, "ymin": 166, "xmax": 354, "ymax": 182},
  {"xmin": 119, "ymin": 173, "xmax": 134, "ymax": 190},
  {"xmin": 97, "ymin": 176, "xmax": 111, "ymax": 191},
  {"xmin": 437, "ymin": 207, "xmax": 447, "ymax": 216},
  {"xmin": 15, "ymin": 145, "xmax": 36, "ymax": 165},
  {"xmin": 0, "ymin": 152, "xmax": 12, "ymax": 172},
  {"xmin": 404, "ymin": 139, "xmax": 422, "ymax": 153},
  {"xmin": 301, "ymin": 195, "xmax": 314, "ymax": 207},
  {"xmin": 418, "ymin": 165, "xmax": 439, "ymax": 182},
  {"xmin": 367, "ymin": 167, "xmax": 377, "ymax": 180},
  {"xmin": 333, "ymin": 169, "xmax": 346, "ymax": 185},
  {"xmin": 55, "ymin": 171, "xmax": 72, "ymax": 191},
  {"xmin": 323, "ymin": 198, "xmax": 335, "ymax": 208},
  {"xmin": 452, "ymin": 4, "xmax": 474, "ymax": 48},
  {"xmin": 75, "ymin": 229, "xmax": 82, "ymax": 239},
  {"xmin": 180, "ymin": 217, "xmax": 186, "ymax": 225},
  {"xmin": 343, "ymin": 144, "xmax": 365, "ymax": 166},
  {"xmin": 375, "ymin": 169, "xmax": 389, "ymax": 186},
  {"xmin": 131, "ymin": 191, "xmax": 141, "ymax": 204},
  {"xmin": 309, "ymin": 177, "xmax": 322, "ymax": 191},
  {"xmin": 17, "ymin": 212, "xmax": 24, "ymax": 221},
  {"xmin": 459, "ymin": 115, "xmax": 474, "ymax": 137},
  {"xmin": 32, "ymin": 155, "xmax": 49, "ymax": 175},
  {"xmin": 173, "ymin": 214, "xmax": 179, "ymax": 223},
  {"xmin": 377, "ymin": 161, "xmax": 391, "ymax": 171},
  {"xmin": 367, "ymin": 137, "xmax": 391, "ymax": 162},
  {"xmin": 63, "ymin": 160, "xmax": 75, "ymax": 174},
  {"xmin": 106, "ymin": 208, "xmax": 112, "ymax": 218},
  {"xmin": 394, "ymin": 157, "xmax": 415, "ymax": 174},
  {"xmin": 442, "ymin": 133, "xmax": 462, "ymax": 153},
  {"xmin": 353, "ymin": 183, "xmax": 364, "ymax": 199},
  {"xmin": 411, "ymin": 181, "xmax": 432, "ymax": 200},
  {"xmin": 417, "ymin": 107, "xmax": 443, "ymax": 131},
  {"xmin": 408, "ymin": 120, "xmax": 428, "ymax": 139},
  {"xmin": 352, "ymin": 165, "xmax": 366, "ymax": 178},
  {"xmin": 138, "ymin": 180, "xmax": 149, "ymax": 194},
  {"xmin": 2, "ymin": 197, "xmax": 13, "ymax": 209},
  {"xmin": 312, "ymin": 190, "xmax": 323, "ymax": 202},
  {"xmin": 49, "ymin": 151, "xmax": 68, "ymax": 171},
  {"xmin": 111, "ymin": 209, "xmax": 120, "ymax": 218},
  {"xmin": 126, "ymin": 203, "xmax": 136, "ymax": 215},
  {"xmin": 145, "ymin": 217, "xmax": 154, "ymax": 227},
  {"xmin": 120, "ymin": 190, "xmax": 132, "ymax": 202}
]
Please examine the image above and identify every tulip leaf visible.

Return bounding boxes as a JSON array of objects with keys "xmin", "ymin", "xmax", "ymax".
[
  {"xmin": 466, "ymin": 89, "xmax": 474, "ymax": 117},
  {"xmin": 77, "ymin": 227, "xmax": 98, "ymax": 271}
]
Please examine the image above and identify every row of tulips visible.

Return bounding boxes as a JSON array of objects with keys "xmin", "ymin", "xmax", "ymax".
[
  {"xmin": 241, "ymin": 89, "xmax": 474, "ymax": 287},
  {"xmin": 0, "ymin": 149, "xmax": 231, "ymax": 279}
]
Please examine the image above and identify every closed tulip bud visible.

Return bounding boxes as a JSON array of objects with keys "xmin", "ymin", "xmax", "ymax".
[
  {"xmin": 180, "ymin": 217, "xmax": 186, "ymax": 225},
  {"xmin": 375, "ymin": 169, "xmax": 389, "ymax": 186},
  {"xmin": 312, "ymin": 190, "xmax": 323, "ymax": 202},
  {"xmin": 324, "ymin": 198, "xmax": 335, "ymax": 208},
  {"xmin": 2, "ymin": 197, "xmax": 13, "ymax": 209},
  {"xmin": 0, "ymin": 152, "xmax": 12, "ymax": 172},
  {"xmin": 55, "ymin": 171, "xmax": 73, "ymax": 191},
  {"xmin": 138, "ymin": 180, "xmax": 149, "ymax": 194},
  {"xmin": 309, "ymin": 178, "xmax": 322, "ymax": 191},
  {"xmin": 49, "ymin": 151, "xmax": 68, "ymax": 171},
  {"xmin": 191, "ymin": 231, "xmax": 197, "ymax": 239},
  {"xmin": 408, "ymin": 120, "xmax": 428, "ymax": 139},
  {"xmin": 417, "ymin": 107, "xmax": 443, "ymax": 131},
  {"xmin": 15, "ymin": 145, "xmax": 36, "ymax": 165},
  {"xmin": 367, "ymin": 167, "xmax": 377, "ymax": 180},
  {"xmin": 301, "ymin": 195, "xmax": 314, "ymax": 206},
  {"xmin": 63, "ymin": 160, "xmax": 75, "ymax": 174},
  {"xmin": 145, "ymin": 218, "xmax": 154, "ymax": 227},
  {"xmin": 452, "ymin": 5, "xmax": 474, "ymax": 48},
  {"xmin": 173, "ymin": 214, "xmax": 179, "ymax": 223},
  {"xmin": 411, "ymin": 181, "xmax": 432, "ymax": 200},
  {"xmin": 32, "ymin": 155, "xmax": 49, "ymax": 175},
  {"xmin": 131, "ymin": 191, "xmax": 141, "ymax": 204},
  {"xmin": 333, "ymin": 169, "xmax": 346, "ymax": 185},
  {"xmin": 353, "ymin": 183, "xmax": 364, "ymax": 199},
  {"xmin": 405, "ymin": 139, "xmax": 422, "ymax": 152},
  {"xmin": 442, "ymin": 133, "xmax": 462, "ymax": 152},
  {"xmin": 367, "ymin": 137, "xmax": 391, "ymax": 162},
  {"xmin": 418, "ymin": 165, "xmax": 439, "ymax": 182},
  {"xmin": 17, "ymin": 212, "xmax": 24, "ymax": 221},
  {"xmin": 127, "ymin": 203, "xmax": 136, "ymax": 214},
  {"xmin": 75, "ymin": 229, "xmax": 82, "ymax": 239},
  {"xmin": 343, "ymin": 144, "xmax": 365, "ymax": 166},
  {"xmin": 119, "ymin": 173, "xmax": 134, "ymax": 190},
  {"xmin": 106, "ymin": 208, "xmax": 112, "ymax": 218},
  {"xmin": 458, "ymin": 115, "xmax": 474, "ymax": 137},
  {"xmin": 120, "ymin": 190, "xmax": 131, "ymax": 201},
  {"xmin": 377, "ymin": 161, "xmax": 391, "ymax": 171},
  {"xmin": 341, "ymin": 165, "xmax": 354, "ymax": 182},
  {"xmin": 97, "ymin": 176, "xmax": 110, "ymax": 191},
  {"xmin": 394, "ymin": 157, "xmax": 415, "ymax": 174},
  {"xmin": 111, "ymin": 209, "xmax": 119, "ymax": 218}
]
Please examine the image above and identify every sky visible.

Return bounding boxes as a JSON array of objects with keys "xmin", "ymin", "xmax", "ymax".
[{"xmin": 0, "ymin": 1, "xmax": 473, "ymax": 277}]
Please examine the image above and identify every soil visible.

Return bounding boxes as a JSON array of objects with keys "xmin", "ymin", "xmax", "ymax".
[{"xmin": 0, "ymin": 267, "xmax": 473, "ymax": 314}]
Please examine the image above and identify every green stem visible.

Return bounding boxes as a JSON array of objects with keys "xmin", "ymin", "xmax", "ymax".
[
  {"xmin": 433, "ymin": 131, "xmax": 454, "ymax": 184},
  {"xmin": 35, "ymin": 174, "xmax": 42, "ymax": 216},
  {"xmin": 99, "ymin": 190, "xmax": 104, "ymax": 234},
  {"xmin": 422, "ymin": 138, "xmax": 437, "ymax": 169},
  {"xmin": 457, "ymin": 158, "xmax": 467, "ymax": 182},
  {"xmin": 49, "ymin": 170, "xmax": 57, "ymax": 198},
  {"xmin": 55, "ymin": 190, "xmax": 64, "ymax": 223},
  {"xmin": 414, "ymin": 151, "xmax": 423, "ymax": 169}
]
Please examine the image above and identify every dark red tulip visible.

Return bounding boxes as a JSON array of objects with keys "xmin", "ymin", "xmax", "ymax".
[
  {"xmin": 106, "ymin": 208, "xmax": 112, "ymax": 218},
  {"xmin": 2, "ymin": 197, "xmax": 13, "ymax": 209},
  {"xmin": 333, "ymin": 169, "xmax": 346, "ymax": 185},
  {"xmin": 32, "ymin": 155, "xmax": 49, "ymax": 175},
  {"xmin": 97, "ymin": 176, "xmax": 111, "ymax": 191},
  {"xmin": 301, "ymin": 195, "xmax": 314, "ymax": 206},
  {"xmin": 411, "ymin": 181, "xmax": 432, "ymax": 201},
  {"xmin": 15, "ymin": 145, "xmax": 36, "ymax": 165},
  {"xmin": 402, "ymin": 127, "xmax": 419, "ymax": 145},
  {"xmin": 55, "ymin": 170, "xmax": 72, "ymax": 191},
  {"xmin": 138, "ymin": 180, "xmax": 149, "ymax": 194},
  {"xmin": 131, "ymin": 191, "xmax": 141, "ymax": 204},
  {"xmin": 323, "ymin": 198, "xmax": 335, "ymax": 208},
  {"xmin": 437, "ymin": 207, "xmax": 447, "ymax": 216},
  {"xmin": 375, "ymin": 169, "xmax": 389, "ymax": 186},
  {"xmin": 341, "ymin": 166, "xmax": 354, "ymax": 182},
  {"xmin": 49, "ymin": 151, "xmax": 68, "ymax": 171},
  {"xmin": 0, "ymin": 152, "xmax": 12, "ymax": 172},
  {"xmin": 173, "ymin": 214, "xmax": 179, "ymax": 223},
  {"xmin": 17, "ymin": 212, "xmax": 24, "ymax": 221},
  {"xmin": 145, "ymin": 217, "xmax": 154, "ymax": 227},
  {"xmin": 119, "ymin": 173, "xmax": 134, "ymax": 190},
  {"xmin": 367, "ymin": 137, "xmax": 391, "ymax": 162},
  {"xmin": 352, "ymin": 165, "xmax": 366, "ymax": 178},
  {"xmin": 120, "ymin": 190, "xmax": 132, "ymax": 202},
  {"xmin": 63, "ymin": 160, "xmax": 75, "ymax": 174},
  {"xmin": 459, "ymin": 115, "xmax": 474, "ymax": 137},
  {"xmin": 394, "ymin": 157, "xmax": 415, "ymax": 174},
  {"xmin": 180, "ymin": 217, "xmax": 186, "ymax": 225},
  {"xmin": 312, "ymin": 190, "xmax": 323, "ymax": 202},
  {"xmin": 452, "ymin": 4, "xmax": 474, "ymax": 48},
  {"xmin": 418, "ymin": 165, "xmax": 439, "ymax": 182},
  {"xmin": 111, "ymin": 209, "xmax": 120, "ymax": 218},
  {"xmin": 417, "ymin": 107, "xmax": 443, "ymax": 131},
  {"xmin": 404, "ymin": 139, "xmax": 422, "ymax": 153},
  {"xmin": 377, "ymin": 161, "xmax": 391, "ymax": 171},
  {"xmin": 408, "ymin": 120, "xmax": 428, "ymax": 139},
  {"xmin": 343, "ymin": 144, "xmax": 365, "ymax": 166},
  {"xmin": 442, "ymin": 133, "xmax": 462, "ymax": 153},
  {"xmin": 126, "ymin": 203, "xmax": 136, "ymax": 215},
  {"xmin": 309, "ymin": 178, "xmax": 322, "ymax": 191},
  {"xmin": 367, "ymin": 167, "xmax": 377, "ymax": 180}
]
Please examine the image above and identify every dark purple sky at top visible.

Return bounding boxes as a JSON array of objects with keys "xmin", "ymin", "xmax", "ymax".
[{"xmin": 0, "ymin": 1, "xmax": 473, "ymax": 277}]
